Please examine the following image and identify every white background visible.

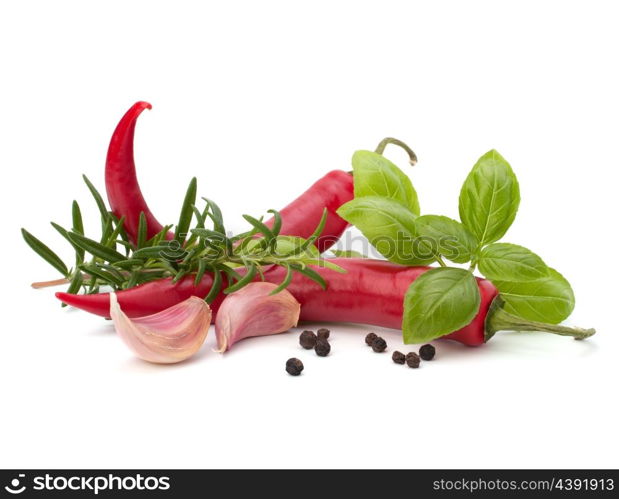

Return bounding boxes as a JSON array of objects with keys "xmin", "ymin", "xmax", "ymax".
[{"xmin": 1, "ymin": 1, "xmax": 618, "ymax": 469}]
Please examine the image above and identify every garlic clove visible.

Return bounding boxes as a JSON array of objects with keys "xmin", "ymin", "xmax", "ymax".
[
  {"xmin": 110, "ymin": 292, "xmax": 212, "ymax": 364},
  {"xmin": 215, "ymin": 282, "xmax": 301, "ymax": 352}
]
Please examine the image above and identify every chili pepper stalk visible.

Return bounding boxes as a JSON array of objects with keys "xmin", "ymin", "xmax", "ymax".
[{"xmin": 484, "ymin": 298, "xmax": 595, "ymax": 342}]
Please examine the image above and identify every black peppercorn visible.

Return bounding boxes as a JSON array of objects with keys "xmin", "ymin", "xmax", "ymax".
[
  {"xmin": 406, "ymin": 352, "xmax": 420, "ymax": 368},
  {"xmin": 365, "ymin": 332, "xmax": 378, "ymax": 346},
  {"xmin": 286, "ymin": 358, "xmax": 304, "ymax": 376},
  {"xmin": 314, "ymin": 338, "xmax": 331, "ymax": 357},
  {"xmin": 371, "ymin": 336, "xmax": 387, "ymax": 353},
  {"xmin": 317, "ymin": 328, "xmax": 330, "ymax": 340},
  {"xmin": 299, "ymin": 330, "xmax": 317, "ymax": 349},
  {"xmin": 419, "ymin": 344, "xmax": 436, "ymax": 361},
  {"xmin": 392, "ymin": 351, "xmax": 406, "ymax": 364}
]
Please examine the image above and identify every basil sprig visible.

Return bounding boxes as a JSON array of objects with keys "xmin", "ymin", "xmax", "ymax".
[{"xmin": 337, "ymin": 145, "xmax": 576, "ymax": 343}]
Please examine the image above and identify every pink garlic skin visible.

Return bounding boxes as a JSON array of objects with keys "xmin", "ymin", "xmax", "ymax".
[
  {"xmin": 110, "ymin": 293, "xmax": 212, "ymax": 364},
  {"xmin": 215, "ymin": 282, "xmax": 301, "ymax": 352}
]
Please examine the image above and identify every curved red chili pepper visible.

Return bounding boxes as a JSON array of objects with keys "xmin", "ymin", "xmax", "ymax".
[
  {"xmin": 105, "ymin": 101, "xmax": 173, "ymax": 242},
  {"xmin": 56, "ymin": 259, "xmax": 498, "ymax": 346},
  {"xmin": 264, "ymin": 170, "xmax": 353, "ymax": 253},
  {"xmin": 105, "ymin": 102, "xmax": 353, "ymax": 250}
]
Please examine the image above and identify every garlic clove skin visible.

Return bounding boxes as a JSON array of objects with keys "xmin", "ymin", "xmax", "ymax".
[
  {"xmin": 110, "ymin": 292, "xmax": 212, "ymax": 364},
  {"xmin": 215, "ymin": 282, "xmax": 301, "ymax": 352}
]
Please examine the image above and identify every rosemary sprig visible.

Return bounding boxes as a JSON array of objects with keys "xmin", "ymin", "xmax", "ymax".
[{"xmin": 23, "ymin": 176, "xmax": 345, "ymax": 299}]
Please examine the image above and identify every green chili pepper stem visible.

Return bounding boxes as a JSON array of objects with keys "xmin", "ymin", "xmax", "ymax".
[
  {"xmin": 374, "ymin": 137, "xmax": 418, "ymax": 165},
  {"xmin": 484, "ymin": 297, "xmax": 596, "ymax": 342}
]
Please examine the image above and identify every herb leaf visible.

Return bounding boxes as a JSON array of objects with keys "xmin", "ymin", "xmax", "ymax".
[
  {"xmin": 80, "ymin": 263, "xmax": 124, "ymax": 288},
  {"xmin": 137, "ymin": 212, "xmax": 147, "ymax": 249},
  {"xmin": 270, "ymin": 264, "xmax": 293, "ymax": 295},
  {"xmin": 82, "ymin": 175, "xmax": 110, "ymax": 232},
  {"xmin": 337, "ymin": 196, "xmax": 433, "ymax": 265},
  {"xmin": 174, "ymin": 177, "xmax": 197, "ymax": 245},
  {"xmin": 352, "ymin": 150, "xmax": 420, "ymax": 214},
  {"xmin": 478, "ymin": 243, "xmax": 549, "ymax": 281},
  {"xmin": 71, "ymin": 201, "xmax": 86, "ymax": 263},
  {"xmin": 72, "ymin": 201, "xmax": 84, "ymax": 234},
  {"xmin": 242, "ymin": 215, "xmax": 275, "ymax": 244},
  {"xmin": 51, "ymin": 222, "xmax": 84, "ymax": 265},
  {"xmin": 21, "ymin": 229, "xmax": 69, "ymax": 277},
  {"xmin": 402, "ymin": 267, "xmax": 481, "ymax": 343},
  {"xmin": 67, "ymin": 232, "xmax": 126, "ymax": 263},
  {"xmin": 238, "ymin": 236, "xmax": 320, "ymax": 259},
  {"xmin": 414, "ymin": 215, "xmax": 478, "ymax": 264},
  {"xmin": 204, "ymin": 269, "xmax": 223, "ymax": 303},
  {"xmin": 493, "ymin": 268, "xmax": 575, "ymax": 323},
  {"xmin": 66, "ymin": 271, "xmax": 83, "ymax": 294},
  {"xmin": 224, "ymin": 264, "xmax": 257, "ymax": 294},
  {"xmin": 202, "ymin": 197, "xmax": 225, "ymax": 234},
  {"xmin": 293, "ymin": 264, "xmax": 327, "ymax": 290},
  {"xmin": 458, "ymin": 150, "xmax": 520, "ymax": 247},
  {"xmin": 132, "ymin": 244, "xmax": 186, "ymax": 261},
  {"xmin": 302, "ymin": 259, "xmax": 347, "ymax": 273},
  {"xmin": 331, "ymin": 249, "xmax": 367, "ymax": 258}
]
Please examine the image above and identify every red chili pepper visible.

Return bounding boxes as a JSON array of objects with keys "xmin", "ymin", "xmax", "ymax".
[
  {"xmin": 105, "ymin": 101, "xmax": 172, "ymax": 242},
  {"xmin": 264, "ymin": 170, "xmax": 353, "ymax": 252},
  {"xmin": 105, "ymin": 101, "xmax": 353, "ymax": 250},
  {"xmin": 57, "ymin": 259, "xmax": 500, "ymax": 346}
]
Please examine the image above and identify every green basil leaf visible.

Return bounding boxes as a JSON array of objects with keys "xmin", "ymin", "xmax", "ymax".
[
  {"xmin": 402, "ymin": 267, "xmax": 481, "ymax": 343},
  {"xmin": 21, "ymin": 228, "xmax": 69, "ymax": 277},
  {"xmin": 331, "ymin": 249, "xmax": 367, "ymax": 258},
  {"xmin": 493, "ymin": 268, "xmax": 574, "ymax": 324},
  {"xmin": 478, "ymin": 243, "xmax": 549, "ymax": 281},
  {"xmin": 415, "ymin": 215, "xmax": 478, "ymax": 263},
  {"xmin": 352, "ymin": 150, "xmax": 420, "ymax": 214},
  {"xmin": 337, "ymin": 196, "xmax": 434, "ymax": 265},
  {"xmin": 458, "ymin": 150, "xmax": 520, "ymax": 246}
]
